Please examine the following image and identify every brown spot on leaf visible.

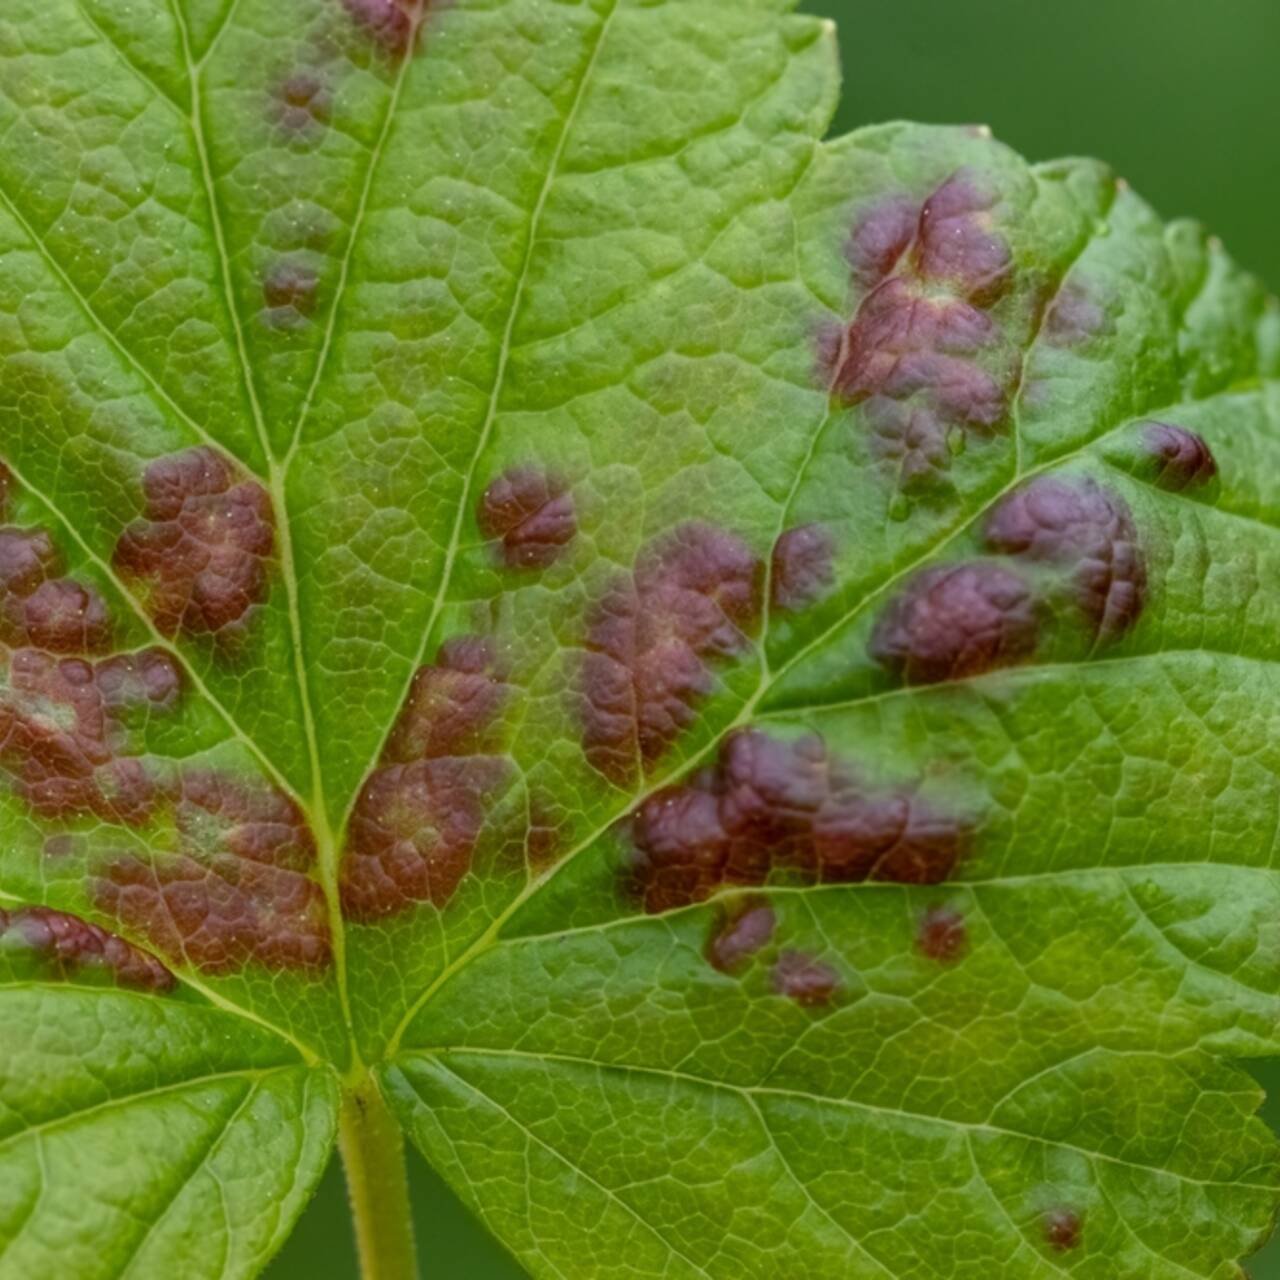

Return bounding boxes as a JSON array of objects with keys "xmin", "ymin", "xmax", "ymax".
[
  {"xmin": 628, "ymin": 730, "xmax": 966, "ymax": 914},
  {"xmin": 384, "ymin": 636, "xmax": 507, "ymax": 763},
  {"xmin": 0, "ymin": 647, "xmax": 175, "ymax": 825},
  {"xmin": 1043, "ymin": 1208, "xmax": 1083, "ymax": 1252},
  {"xmin": 916, "ymin": 905, "xmax": 967, "ymax": 962},
  {"xmin": 1043, "ymin": 281, "xmax": 1108, "ymax": 347},
  {"xmin": 477, "ymin": 468, "xmax": 576, "ymax": 570},
  {"xmin": 341, "ymin": 0, "xmax": 418, "ymax": 56},
  {"xmin": 581, "ymin": 523, "xmax": 762, "ymax": 784},
  {"xmin": 869, "ymin": 562, "xmax": 1039, "ymax": 685},
  {"xmin": 262, "ymin": 261, "xmax": 320, "ymax": 326},
  {"xmin": 0, "ymin": 905, "xmax": 174, "ymax": 992},
  {"xmin": 771, "ymin": 950, "xmax": 839, "ymax": 1007},
  {"xmin": 341, "ymin": 636, "xmax": 513, "ymax": 919},
  {"xmin": 279, "ymin": 73, "xmax": 331, "ymax": 131},
  {"xmin": 96, "ymin": 772, "xmax": 330, "ymax": 974},
  {"xmin": 1141, "ymin": 422, "xmax": 1217, "ymax": 492},
  {"xmin": 847, "ymin": 195, "xmax": 918, "ymax": 289},
  {"xmin": 113, "ymin": 447, "xmax": 275, "ymax": 640},
  {"xmin": 771, "ymin": 525, "xmax": 834, "ymax": 612},
  {"xmin": 915, "ymin": 172, "xmax": 1013, "ymax": 304},
  {"xmin": 984, "ymin": 477, "xmax": 1146, "ymax": 637},
  {"xmin": 835, "ymin": 173, "xmax": 1013, "ymax": 497},
  {"xmin": 14, "ymin": 579, "xmax": 112, "ymax": 654},
  {"xmin": 707, "ymin": 899, "xmax": 775, "ymax": 973},
  {"xmin": 340, "ymin": 756, "xmax": 511, "ymax": 919},
  {"xmin": 0, "ymin": 527, "xmax": 59, "ymax": 596}
]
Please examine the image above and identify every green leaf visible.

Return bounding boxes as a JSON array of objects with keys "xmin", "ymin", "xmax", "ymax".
[
  {"xmin": 0, "ymin": 982, "xmax": 336, "ymax": 1278},
  {"xmin": 0, "ymin": 2, "xmax": 1278, "ymax": 1278}
]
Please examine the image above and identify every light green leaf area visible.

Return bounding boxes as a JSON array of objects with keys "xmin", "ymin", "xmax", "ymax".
[{"xmin": 0, "ymin": 1, "xmax": 1278, "ymax": 1278}]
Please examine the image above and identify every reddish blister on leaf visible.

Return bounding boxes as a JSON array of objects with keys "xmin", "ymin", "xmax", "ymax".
[
  {"xmin": 278, "ymin": 73, "xmax": 332, "ymax": 132},
  {"xmin": 15, "ymin": 579, "xmax": 112, "ymax": 654},
  {"xmin": 95, "ymin": 771, "xmax": 331, "ymax": 974},
  {"xmin": 771, "ymin": 949, "xmax": 840, "ymax": 1007},
  {"xmin": 869, "ymin": 562, "xmax": 1039, "ymax": 685},
  {"xmin": 262, "ymin": 261, "xmax": 320, "ymax": 327},
  {"xmin": 914, "ymin": 171, "xmax": 1013, "ymax": 304},
  {"xmin": 1042, "ymin": 281, "xmax": 1109, "ymax": 347},
  {"xmin": 0, "ymin": 904, "xmax": 174, "ymax": 992},
  {"xmin": 846, "ymin": 194, "xmax": 918, "ymax": 289},
  {"xmin": 0, "ymin": 518, "xmax": 112, "ymax": 655},
  {"xmin": 341, "ymin": 0, "xmax": 418, "ymax": 56},
  {"xmin": 838, "ymin": 282, "xmax": 1002, "ymax": 400},
  {"xmin": 0, "ymin": 527, "xmax": 59, "ymax": 597},
  {"xmin": 384, "ymin": 636, "xmax": 508, "ymax": 763},
  {"xmin": 835, "ymin": 174, "xmax": 1015, "ymax": 497},
  {"xmin": 342, "ymin": 634, "xmax": 515, "ymax": 919},
  {"xmin": 627, "ymin": 730, "xmax": 966, "ymax": 914},
  {"xmin": 1042, "ymin": 1208, "xmax": 1083, "ymax": 1252},
  {"xmin": 581, "ymin": 522, "xmax": 762, "ymax": 784},
  {"xmin": 113, "ymin": 447, "xmax": 275, "ymax": 641},
  {"xmin": 984, "ymin": 476, "xmax": 1146, "ymax": 637},
  {"xmin": 1141, "ymin": 421, "xmax": 1217, "ymax": 491},
  {"xmin": 477, "ymin": 468, "xmax": 577, "ymax": 571},
  {"xmin": 0, "ymin": 646, "xmax": 178, "ymax": 826},
  {"xmin": 95, "ymin": 647, "xmax": 184, "ymax": 713},
  {"xmin": 341, "ymin": 756, "xmax": 512, "ymax": 919},
  {"xmin": 706, "ymin": 899, "xmax": 776, "ymax": 974},
  {"xmin": 916, "ymin": 904, "xmax": 967, "ymax": 962},
  {"xmin": 771, "ymin": 525, "xmax": 835, "ymax": 612}
]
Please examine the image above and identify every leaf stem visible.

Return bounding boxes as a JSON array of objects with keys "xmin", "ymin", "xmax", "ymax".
[{"xmin": 339, "ymin": 1075, "xmax": 420, "ymax": 1280}]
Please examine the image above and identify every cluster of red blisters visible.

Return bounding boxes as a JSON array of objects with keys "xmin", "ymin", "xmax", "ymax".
[
  {"xmin": 0, "ymin": 468, "xmax": 169, "ymax": 825},
  {"xmin": 867, "ymin": 441, "xmax": 1217, "ymax": 685},
  {"xmin": 0, "ymin": 453, "xmax": 330, "ymax": 978},
  {"xmin": 113, "ymin": 446, "xmax": 274, "ymax": 641},
  {"xmin": 97, "ymin": 771, "xmax": 330, "ymax": 973},
  {"xmin": 0, "ymin": 903, "xmax": 174, "ymax": 992},
  {"xmin": 581, "ymin": 522, "xmax": 762, "ymax": 784},
  {"xmin": 340, "ymin": 464, "xmax": 584, "ymax": 919},
  {"xmin": 835, "ymin": 172, "xmax": 1015, "ymax": 492},
  {"xmin": 626, "ymin": 729, "xmax": 966, "ymax": 915}
]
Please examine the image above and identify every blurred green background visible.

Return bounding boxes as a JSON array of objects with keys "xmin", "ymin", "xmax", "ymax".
[{"xmin": 271, "ymin": 1, "xmax": 1280, "ymax": 1275}]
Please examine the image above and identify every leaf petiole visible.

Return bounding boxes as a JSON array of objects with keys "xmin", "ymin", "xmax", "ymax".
[{"xmin": 339, "ymin": 1074, "xmax": 420, "ymax": 1280}]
